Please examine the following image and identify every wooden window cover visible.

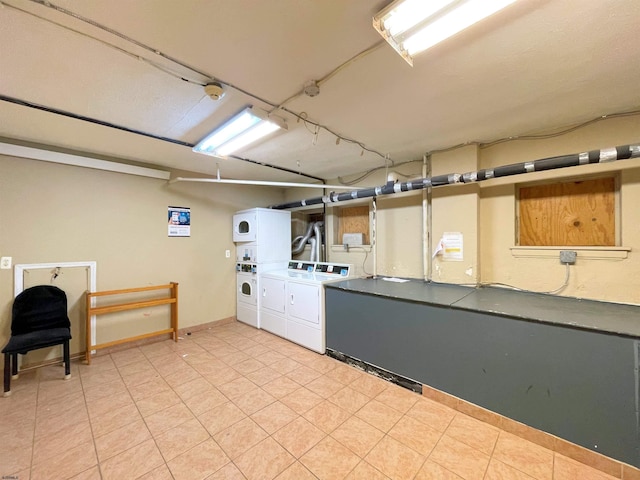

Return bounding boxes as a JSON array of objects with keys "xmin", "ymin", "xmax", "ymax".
[
  {"xmin": 519, "ymin": 177, "xmax": 615, "ymax": 246},
  {"xmin": 338, "ymin": 205, "xmax": 369, "ymax": 244}
]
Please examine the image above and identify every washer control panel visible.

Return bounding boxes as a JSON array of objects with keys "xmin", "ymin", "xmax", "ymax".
[
  {"xmin": 236, "ymin": 263, "xmax": 257, "ymax": 273},
  {"xmin": 287, "ymin": 261, "xmax": 351, "ymax": 277}
]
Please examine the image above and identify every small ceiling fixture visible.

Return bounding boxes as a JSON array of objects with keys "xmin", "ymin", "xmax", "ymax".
[
  {"xmin": 193, "ymin": 106, "xmax": 287, "ymax": 157},
  {"xmin": 204, "ymin": 82, "xmax": 225, "ymax": 101},
  {"xmin": 373, "ymin": 0, "xmax": 518, "ymax": 66},
  {"xmin": 303, "ymin": 80, "xmax": 320, "ymax": 97}
]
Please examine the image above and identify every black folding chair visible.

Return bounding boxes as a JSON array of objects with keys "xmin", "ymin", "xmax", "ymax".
[{"xmin": 2, "ymin": 285, "xmax": 72, "ymax": 396}]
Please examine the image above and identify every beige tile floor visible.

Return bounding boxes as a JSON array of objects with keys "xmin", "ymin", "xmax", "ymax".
[{"xmin": 0, "ymin": 321, "xmax": 621, "ymax": 480}]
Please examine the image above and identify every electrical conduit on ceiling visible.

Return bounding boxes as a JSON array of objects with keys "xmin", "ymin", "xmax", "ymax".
[
  {"xmin": 168, "ymin": 177, "xmax": 358, "ymax": 190},
  {"xmin": 0, "ymin": 94, "xmax": 326, "ymax": 183},
  {"xmin": 269, "ymin": 143, "xmax": 640, "ymax": 209},
  {"xmin": 6, "ymin": 0, "xmax": 390, "ymax": 168}
]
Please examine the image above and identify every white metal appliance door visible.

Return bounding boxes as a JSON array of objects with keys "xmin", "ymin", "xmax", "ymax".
[
  {"xmin": 288, "ymin": 281, "xmax": 319, "ymax": 325},
  {"xmin": 233, "ymin": 212, "xmax": 256, "ymax": 242},
  {"xmin": 261, "ymin": 276, "xmax": 285, "ymax": 313},
  {"xmin": 236, "ymin": 275, "xmax": 257, "ymax": 306}
]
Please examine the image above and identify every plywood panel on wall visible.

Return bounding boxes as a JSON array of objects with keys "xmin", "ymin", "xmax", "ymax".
[
  {"xmin": 519, "ymin": 177, "xmax": 615, "ymax": 246},
  {"xmin": 338, "ymin": 206, "xmax": 369, "ymax": 244}
]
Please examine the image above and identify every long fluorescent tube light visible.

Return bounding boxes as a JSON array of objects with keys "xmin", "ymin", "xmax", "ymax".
[
  {"xmin": 193, "ymin": 106, "xmax": 286, "ymax": 157},
  {"xmin": 382, "ymin": 0, "xmax": 455, "ymax": 37},
  {"xmin": 374, "ymin": 0, "xmax": 518, "ymax": 66}
]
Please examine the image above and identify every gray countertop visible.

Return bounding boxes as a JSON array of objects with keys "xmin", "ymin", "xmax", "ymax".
[
  {"xmin": 326, "ymin": 277, "xmax": 640, "ymax": 338},
  {"xmin": 327, "ymin": 278, "xmax": 474, "ymax": 306}
]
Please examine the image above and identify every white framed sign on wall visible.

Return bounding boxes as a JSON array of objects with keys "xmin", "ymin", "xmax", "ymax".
[{"xmin": 168, "ymin": 206, "xmax": 191, "ymax": 237}]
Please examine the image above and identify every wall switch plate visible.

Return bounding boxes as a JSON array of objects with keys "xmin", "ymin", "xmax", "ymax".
[
  {"xmin": 560, "ymin": 250, "xmax": 577, "ymax": 264},
  {"xmin": 0, "ymin": 257, "xmax": 12, "ymax": 269},
  {"xmin": 225, "ymin": 250, "xmax": 231, "ymax": 258}
]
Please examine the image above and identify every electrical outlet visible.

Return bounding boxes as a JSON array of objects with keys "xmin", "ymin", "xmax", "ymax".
[
  {"xmin": 560, "ymin": 250, "xmax": 577, "ymax": 264},
  {"xmin": 0, "ymin": 257, "xmax": 12, "ymax": 269},
  {"xmin": 225, "ymin": 250, "xmax": 231, "ymax": 258}
]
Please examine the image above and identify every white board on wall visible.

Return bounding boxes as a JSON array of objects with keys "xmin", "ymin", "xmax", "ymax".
[{"xmin": 14, "ymin": 261, "xmax": 97, "ymax": 361}]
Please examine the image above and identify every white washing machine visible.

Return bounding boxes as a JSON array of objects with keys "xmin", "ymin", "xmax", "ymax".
[
  {"xmin": 260, "ymin": 261, "xmax": 353, "ymax": 353},
  {"xmin": 236, "ymin": 262, "xmax": 286, "ymax": 328}
]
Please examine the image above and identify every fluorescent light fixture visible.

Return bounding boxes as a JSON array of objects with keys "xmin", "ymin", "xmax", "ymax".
[
  {"xmin": 373, "ymin": 0, "xmax": 518, "ymax": 65},
  {"xmin": 193, "ymin": 106, "xmax": 286, "ymax": 157}
]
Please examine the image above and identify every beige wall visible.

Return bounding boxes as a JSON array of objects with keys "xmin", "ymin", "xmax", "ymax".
[
  {"xmin": 8, "ymin": 114, "xmax": 638, "ymax": 368},
  {"xmin": 0, "ymin": 155, "xmax": 285, "ymax": 363},
  {"xmin": 479, "ymin": 115, "xmax": 640, "ymax": 304},
  {"xmin": 431, "ymin": 145, "xmax": 479, "ymax": 284},
  {"xmin": 376, "ymin": 192, "xmax": 424, "ymax": 278},
  {"xmin": 323, "ymin": 167, "xmax": 428, "ymax": 279},
  {"xmin": 286, "ymin": 115, "xmax": 640, "ymax": 305},
  {"xmin": 318, "ymin": 148, "xmax": 482, "ymax": 283}
]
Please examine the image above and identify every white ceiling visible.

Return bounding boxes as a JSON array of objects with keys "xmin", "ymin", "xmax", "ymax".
[{"xmin": 1, "ymin": 0, "xmax": 639, "ymax": 184}]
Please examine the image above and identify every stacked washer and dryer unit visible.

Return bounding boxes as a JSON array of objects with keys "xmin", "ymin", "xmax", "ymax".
[
  {"xmin": 233, "ymin": 207, "xmax": 354, "ymax": 354},
  {"xmin": 233, "ymin": 208, "xmax": 291, "ymax": 329}
]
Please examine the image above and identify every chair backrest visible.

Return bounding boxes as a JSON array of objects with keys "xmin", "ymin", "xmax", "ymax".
[{"xmin": 12, "ymin": 285, "xmax": 71, "ymax": 335}]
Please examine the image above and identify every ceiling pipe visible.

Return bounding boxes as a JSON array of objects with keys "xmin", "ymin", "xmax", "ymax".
[
  {"xmin": 0, "ymin": 94, "xmax": 192, "ymax": 147},
  {"xmin": 270, "ymin": 143, "xmax": 640, "ymax": 210},
  {"xmin": 20, "ymin": 0, "xmax": 389, "ymax": 164},
  {"xmin": 168, "ymin": 176, "xmax": 361, "ymax": 190},
  {"xmin": 0, "ymin": 94, "xmax": 325, "ymax": 182},
  {"xmin": 227, "ymin": 153, "xmax": 324, "ymax": 182}
]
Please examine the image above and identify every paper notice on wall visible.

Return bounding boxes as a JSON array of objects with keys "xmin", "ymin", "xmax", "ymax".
[
  {"xmin": 433, "ymin": 232, "xmax": 464, "ymax": 261},
  {"xmin": 442, "ymin": 232, "xmax": 463, "ymax": 261},
  {"xmin": 168, "ymin": 206, "xmax": 191, "ymax": 237},
  {"xmin": 382, "ymin": 277, "xmax": 410, "ymax": 283},
  {"xmin": 432, "ymin": 238, "xmax": 444, "ymax": 258}
]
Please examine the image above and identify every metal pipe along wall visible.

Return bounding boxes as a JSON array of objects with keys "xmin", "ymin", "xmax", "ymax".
[{"xmin": 270, "ymin": 143, "xmax": 640, "ymax": 210}]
